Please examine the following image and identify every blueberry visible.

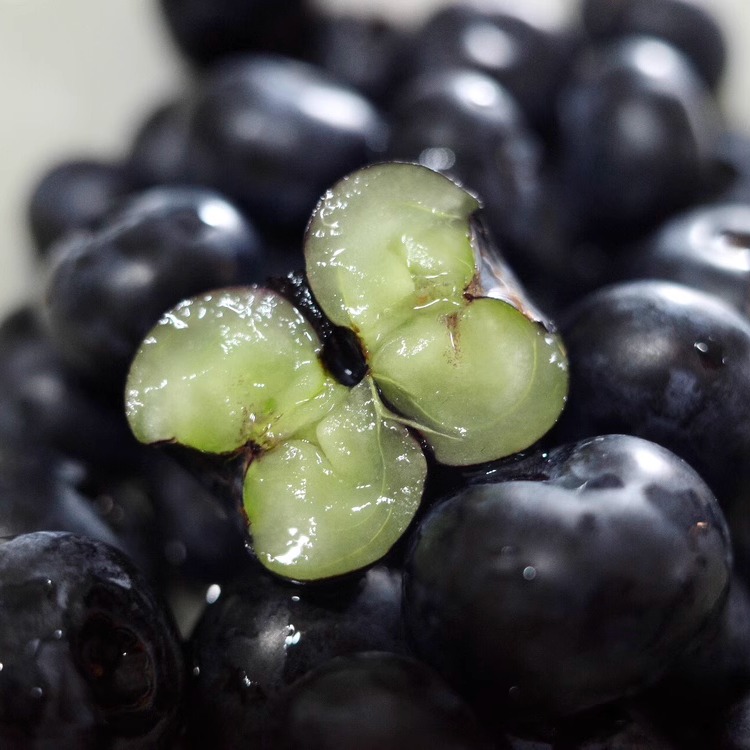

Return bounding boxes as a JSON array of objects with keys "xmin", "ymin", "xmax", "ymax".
[
  {"xmin": 187, "ymin": 564, "xmax": 407, "ymax": 747},
  {"xmin": 44, "ymin": 185, "xmax": 263, "ymax": 392},
  {"xmin": 265, "ymin": 652, "xmax": 494, "ymax": 750},
  {"xmin": 558, "ymin": 35, "xmax": 721, "ymax": 239},
  {"xmin": 27, "ymin": 159, "xmax": 132, "ymax": 257},
  {"xmin": 582, "ymin": 0, "xmax": 727, "ymax": 91},
  {"xmin": 404, "ymin": 434, "xmax": 731, "ymax": 729},
  {"xmin": 0, "ymin": 532, "xmax": 184, "ymax": 748}
]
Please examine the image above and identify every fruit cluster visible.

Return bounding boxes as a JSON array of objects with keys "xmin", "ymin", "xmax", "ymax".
[{"xmin": 2, "ymin": 0, "xmax": 750, "ymax": 747}]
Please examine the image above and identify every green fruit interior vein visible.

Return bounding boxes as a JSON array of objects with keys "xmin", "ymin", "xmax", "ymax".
[
  {"xmin": 306, "ymin": 162, "xmax": 569, "ymax": 465},
  {"xmin": 125, "ymin": 285, "xmax": 426, "ymax": 580}
]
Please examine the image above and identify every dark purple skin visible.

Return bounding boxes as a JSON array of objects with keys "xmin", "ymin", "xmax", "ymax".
[
  {"xmin": 406, "ymin": 5, "xmax": 580, "ymax": 135},
  {"xmin": 0, "ymin": 532, "xmax": 185, "ymax": 749},
  {"xmin": 157, "ymin": 0, "xmax": 313, "ymax": 67},
  {"xmin": 183, "ymin": 54, "xmax": 387, "ymax": 230},
  {"xmin": 126, "ymin": 99, "xmax": 193, "ymax": 189},
  {"xmin": 636, "ymin": 578, "xmax": 750, "ymax": 748},
  {"xmin": 264, "ymin": 652, "xmax": 495, "ymax": 750},
  {"xmin": 0, "ymin": 446, "xmax": 123, "ymax": 554},
  {"xmin": 27, "ymin": 159, "xmax": 132, "ymax": 256},
  {"xmin": 0, "ymin": 306, "xmax": 140, "ymax": 468},
  {"xmin": 308, "ymin": 14, "xmax": 407, "ymax": 106},
  {"xmin": 44, "ymin": 185, "xmax": 263, "ymax": 393},
  {"xmin": 581, "ymin": 0, "xmax": 727, "ymax": 90},
  {"xmin": 618, "ymin": 203, "xmax": 750, "ymax": 317},
  {"xmin": 709, "ymin": 690, "xmax": 750, "ymax": 750},
  {"xmin": 403, "ymin": 434, "xmax": 731, "ymax": 731},
  {"xmin": 557, "ymin": 35, "xmax": 722, "ymax": 240},
  {"xmin": 551, "ymin": 280, "xmax": 750, "ymax": 514},
  {"xmin": 144, "ymin": 453, "xmax": 248, "ymax": 584},
  {"xmin": 186, "ymin": 563, "xmax": 407, "ymax": 748}
]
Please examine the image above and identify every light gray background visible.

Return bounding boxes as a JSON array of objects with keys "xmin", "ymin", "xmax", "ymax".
[{"xmin": 1, "ymin": 0, "xmax": 748, "ymax": 317}]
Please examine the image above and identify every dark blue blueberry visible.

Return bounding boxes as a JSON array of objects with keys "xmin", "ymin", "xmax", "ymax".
[
  {"xmin": 187, "ymin": 563, "xmax": 407, "ymax": 748},
  {"xmin": 407, "ymin": 5, "xmax": 580, "ymax": 135},
  {"xmin": 582, "ymin": 0, "xmax": 727, "ymax": 90},
  {"xmin": 557, "ymin": 35, "xmax": 721, "ymax": 240},
  {"xmin": 27, "ymin": 159, "xmax": 132, "ymax": 256},
  {"xmin": 552, "ymin": 280, "xmax": 750, "ymax": 513},
  {"xmin": 126, "ymin": 99, "xmax": 193, "ymax": 189},
  {"xmin": 619, "ymin": 203, "xmax": 750, "ymax": 317},
  {"xmin": 404, "ymin": 434, "xmax": 731, "ymax": 729},
  {"xmin": 184, "ymin": 54, "xmax": 387, "ymax": 230},
  {"xmin": 157, "ymin": 0, "xmax": 313, "ymax": 67},
  {"xmin": 0, "ymin": 532, "xmax": 184, "ymax": 748},
  {"xmin": 44, "ymin": 185, "xmax": 263, "ymax": 392},
  {"xmin": 308, "ymin": 14, "xmax": 407, "ymax": 105},
  {"xmin": 265, "ymin": 652, "xmax": 494, "ymax": 750}
]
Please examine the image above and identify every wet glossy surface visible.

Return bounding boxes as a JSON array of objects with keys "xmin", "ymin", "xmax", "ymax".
[
  {"xmin": 582, "ymin": 0, "xmax": 727, "ymax": 90},
  {"xmin": 621, "ymin": 202, "xmax": 750, "ymax": 316},
  {"xmin": 185, "ymin": 55, "xmax": 387, "ymax": 229},
  {"xmin": 552, "ymin": 280, "xmax": 750, "ymax": 511},
  {"xmin": 44, "ymin": 185, "xmax": 263, "ymax": 393},
  {"xmin": 404, "ymin": 434, "xmax": 731, "ymax": 730},
  {"xmin": 558, "ymin": 35, "xmax": 721, "ymax": 239},
  {"xmin": 0, "ymin": 532, "xmax": 184, "ymax": 748},
  {"xmin": 187, "ymin": 564, "xmax": 407, "ymax": 748}
]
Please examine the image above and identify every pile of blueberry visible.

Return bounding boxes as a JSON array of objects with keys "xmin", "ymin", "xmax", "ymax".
[{"xmin": 4, "ymin": 0, "xmax": 750, "ymax": 746}]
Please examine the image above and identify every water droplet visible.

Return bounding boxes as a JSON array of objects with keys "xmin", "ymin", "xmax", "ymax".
[
  {"xmin": 52, "ymin": 629, "xmax": 63, "ymax": 640},
  {"xmin": 694, "ymin": 339, "xmax": 725, "ymax": 370},
  {"xmin": 30, "ymin": 687, "xmax": 43, "ymax": 699},
  {"xmin": 205, "ymin": 584, "xmax": 221, "ymax": 604},
  {"xmin": 523, "ymin": 566, "xmax": 537, "ymax": 581},
  {"xmin": 508, "ymin": 685, "xmax": 521, "ymax": 698},
  {"xmin": 192, "ymin": 666, "xmax": 201, "ymax": 677}
]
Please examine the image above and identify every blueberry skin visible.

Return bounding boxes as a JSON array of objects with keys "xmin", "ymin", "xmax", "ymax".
[
  {"xmin": 637, "ymin": 578, "xmax": 750, "ymax": 747},
  {"xmin": 620, "ymin": 203, "xmax": 750, "ymax": 317},
  {"xmin": 403, "ymin": 434, "xmax": 731, "ymax": 727},
  {"xmin": 0, "ymin": 532, "xmax": 185, "ymax": 749},
  {"xmin": 126, "ymin": 99, "xmax": 193, "ymax": 190},
  {"xmin": 184, "ymin": 54, "xmax": 387, "ymax": 229},
  {"xmin": 27, "ymin": 159, "xmax": 132, "ymax": 256},
  {"xmin": 407, "ymin": 5, "xmax": 579, "ymax": 134},
  {"xmin": 187, "ymin": 563, "xmax": 407, "ymax": 748},
  {"xmin": 0, "ymin": 307, "xmax": 139, "ymax": 468},
  {"xmin": 265, "ymin": 652, "xmax": 495, "ymax": 750},
  {"xmin": 558, "ymin": 36, "xmax": 721, "ymax": 239},
  {"xmin": 158, "ymin": 0, "xmax": 312, "ymax": 67},
  {"xmin": 44, "ymin": 185, "xmax": 263, "ymax": 392},
  {"xmin": 552, "ymin": 280, "xmax": 750, "ymax": 512},
  {"xmin": 582, "ymin": 0, "xmax": 727, "ymax": 90},
  {"xmin": 308, "ymin": 15, "xmax": 407, "ymax": 106}
]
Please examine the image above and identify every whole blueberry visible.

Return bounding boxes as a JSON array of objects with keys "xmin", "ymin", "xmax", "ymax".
[{"xmin": 0, "ymin": 532, "xmax": 184, "ymax": 748}]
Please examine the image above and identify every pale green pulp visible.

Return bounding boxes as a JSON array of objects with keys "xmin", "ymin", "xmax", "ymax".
[{"xmin": 306, "ymin": 163, "xmax": 569, "ymax": 466}]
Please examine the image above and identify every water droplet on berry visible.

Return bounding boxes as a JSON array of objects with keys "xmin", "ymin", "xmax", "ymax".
[
  {"xmin": 694, "ymin": 339, "xmax": 725, "ymax": 369},
  {"xmin": 205, "ymin": 584, "xmax": 221, "ymax": 604},
  {"xmin": 523, "ymin": 566, "xmax": 537, "ymax": 581}
]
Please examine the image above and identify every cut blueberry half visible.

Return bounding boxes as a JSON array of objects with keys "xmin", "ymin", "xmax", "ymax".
[
  {"xmin": 305, "ymin": 162, "xmax": 568, "ymax": 465},
  {"xmin": 125, "ymin": 286, "xmax": 425, "ymax": 581}
]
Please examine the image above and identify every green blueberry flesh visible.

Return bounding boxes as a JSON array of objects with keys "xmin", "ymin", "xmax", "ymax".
[
  {"xmin": 244, "ymin": 379, "xmax": 426, "ymax": 580},
  {"xmin": 125, "ymin": 287, "xmax": 347, "ymax": 454},
  {"xmin": 305, "ymin": 162, "xmax": 569, "ymax": 465},
  {"xmin": 125, "ymin": 286, "xmax": 426, "ymax": 581}
]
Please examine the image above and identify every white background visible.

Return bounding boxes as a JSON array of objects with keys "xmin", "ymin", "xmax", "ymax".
[{"xmin": 1, "ymin": 0, "xmax": 749, "ymax": 318}]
